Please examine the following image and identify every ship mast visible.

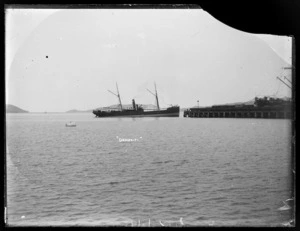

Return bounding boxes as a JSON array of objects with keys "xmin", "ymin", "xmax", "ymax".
[
  {"xmin": 108, "ymin": 82, "xmax": 123, "ymax": 111},
  {"xmin": 147, "ymin": 82, "xmax": 160, "ymax": 110},
  {"xmin": 154, "ymin": 82, "xmax": 160, "ymax": 110}
]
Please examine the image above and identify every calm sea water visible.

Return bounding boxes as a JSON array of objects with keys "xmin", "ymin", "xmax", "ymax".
[{"xmin": 6, "ymin": 112, "xmax": 294, "ymax": 226}]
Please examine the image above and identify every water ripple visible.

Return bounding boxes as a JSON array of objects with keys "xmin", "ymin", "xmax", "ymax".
[{"xmin": 6, "ymin": 114, "xmax": 293, "ymax": 226}]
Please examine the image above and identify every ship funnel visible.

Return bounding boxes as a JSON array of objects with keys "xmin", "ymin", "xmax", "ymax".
[{"xmin": 132, "ymin": 99, "xmax": 136, "ymax": 110}]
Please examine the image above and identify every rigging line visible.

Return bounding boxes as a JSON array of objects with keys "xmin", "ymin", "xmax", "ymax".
[
  {"xmin": 272, "ymin": 77, "xmax": 282, "ymax": 97},
  {"xmin": 277, "ymin": 66, "xmax": 285, "ymax": 78},
  {"xmin": 269, "ymin": 67, "xmax": 287, "ymax": 97},
  {"xmin": 107, "ymin": 90, "xmax": 118, "ymax": 97},
  {"xmin": 277, "ymin": 77, "xmax": 292, "ymax": 89},
  {"xmin": 284, "ymin": 76, "xmax": 292, "ymax": 84},
  {"xmin": 190, "ymin": 30, "xmax": 201, "ymax": 38},
  {"xmin": 146, "ymin": 88, "xmax": 155, "ymax": 96},
  {"xmin": 274, "ymin": 83, "xmax": 282, "ymax": 97}
]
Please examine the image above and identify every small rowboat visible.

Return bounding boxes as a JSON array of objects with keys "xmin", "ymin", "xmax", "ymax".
[{"xmin": 66, "ymin": 121, "xmax": 76, "ymax": 127}]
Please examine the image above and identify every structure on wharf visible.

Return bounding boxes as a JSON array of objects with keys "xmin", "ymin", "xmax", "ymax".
[{"xmin": 183, "ymin": 97, "xmax": 292, "ymax": 119}]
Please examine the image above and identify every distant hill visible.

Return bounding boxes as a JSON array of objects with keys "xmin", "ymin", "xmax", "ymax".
[
  {"xmin": 6, "ymin": 104, "xmax": 29, "ymax": 113},
  {"xmin": 95, "ymin": 104, "xmax": 158, "ymax": 111},
  {"xmin": 189, "ymin": 99, "xmax": 256, "ymax": 108},
  {"xmin": 189, "ymin": 97, "xmax": 289, "ymax": 108},
  {"xmin": 66, "ymin": 109, "xmax": 93, "ymax": 113}
]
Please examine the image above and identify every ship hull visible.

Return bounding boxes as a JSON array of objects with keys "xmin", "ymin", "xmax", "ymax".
[{"xmin": 93, "ymin": 107, "xmax": 180, "ymax": 118}]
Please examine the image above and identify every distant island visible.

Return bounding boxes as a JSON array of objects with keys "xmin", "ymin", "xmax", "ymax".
[{"xmin": 6, "ymin": 104, "xmax": 29, "ymax": 113}]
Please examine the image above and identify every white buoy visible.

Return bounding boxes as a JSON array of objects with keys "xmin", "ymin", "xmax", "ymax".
[{"xmin": 21, "ymin": 216, "xmax": 25, "ymax": 219}]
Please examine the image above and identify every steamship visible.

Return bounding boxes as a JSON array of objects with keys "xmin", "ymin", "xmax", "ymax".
[{"xmin": 92, "ymin": 83, "xmax": 180, "ymax": 117}]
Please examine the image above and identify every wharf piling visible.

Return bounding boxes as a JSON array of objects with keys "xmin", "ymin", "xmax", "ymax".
[{"xmin": 184, "ymin": 109, "xmax": 291, "ymax": 119}]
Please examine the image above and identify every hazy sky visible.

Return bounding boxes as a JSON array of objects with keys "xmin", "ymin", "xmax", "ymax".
[{"xmin": 6, "ymin": 8, "xmax": 292, "ymax": 112}]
